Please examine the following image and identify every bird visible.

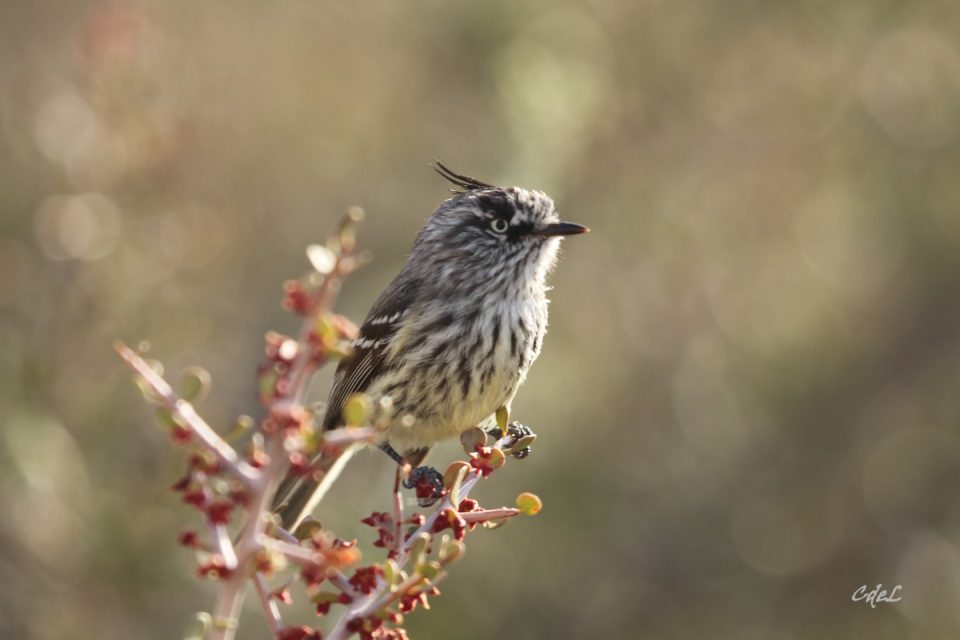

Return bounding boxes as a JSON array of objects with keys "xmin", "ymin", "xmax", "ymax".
[{"xmin": 273, "ymin": 161, "xmax": 588, "ymax": 530}]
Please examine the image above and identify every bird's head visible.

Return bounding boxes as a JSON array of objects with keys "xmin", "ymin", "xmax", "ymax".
[{"xmin": 411, "ymin": 162, "xmax": 588, "ymax": 289}]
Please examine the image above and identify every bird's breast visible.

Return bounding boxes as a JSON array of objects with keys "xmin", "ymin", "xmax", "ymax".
[{"xmin": 375, "ymin": 292, "xmax": 548, "ymax": 451}]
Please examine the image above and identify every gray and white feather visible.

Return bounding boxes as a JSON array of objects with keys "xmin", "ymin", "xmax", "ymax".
[{"xmin": 274, "ymin": 162, "xmax": 588, "ymax": 528}]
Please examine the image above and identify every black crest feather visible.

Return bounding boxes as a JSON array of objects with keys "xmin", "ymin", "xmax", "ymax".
[{"xmin": 431, "ymin": 160, "xmax": 495, "ymax": 193}]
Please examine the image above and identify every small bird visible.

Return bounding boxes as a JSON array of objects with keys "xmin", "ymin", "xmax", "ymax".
[{"xmin": 273, "ymin": 162, "xmax": 588, "ymax": 529}]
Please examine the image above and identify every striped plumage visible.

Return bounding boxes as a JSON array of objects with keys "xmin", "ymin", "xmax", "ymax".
[{"xmin": 273, "ymin": 163, "xmax": 587, "ymax": 529}]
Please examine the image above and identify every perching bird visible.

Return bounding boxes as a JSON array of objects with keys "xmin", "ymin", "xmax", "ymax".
[{"xmin": 273, "ymin": 162, "xmax": 588, "ymax": 530}]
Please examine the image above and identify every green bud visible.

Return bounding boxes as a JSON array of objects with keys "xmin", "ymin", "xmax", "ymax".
[
  {"xmin": 181, "ymin": 366, "xmax": 212, "ymax": 403},
  {"xmin": 342, "ymin": 393, "xmax": 372, "ymax": 426},
  {"xmin": 516, "ymin": 492, "xmax": 543, "ymax": 516}
]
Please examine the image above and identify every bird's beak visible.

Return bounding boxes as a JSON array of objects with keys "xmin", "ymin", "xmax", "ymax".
[{"xmin": 534, "ymin": 221, "xmax": 590, "ymax": 237}]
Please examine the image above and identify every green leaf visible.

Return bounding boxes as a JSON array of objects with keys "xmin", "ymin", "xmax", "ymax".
[
  {"xmin": 495, "ymin": 406, "xmax": 509, "ymax": 438},
  {"xmin": 181, "ymin": 366, "xmax": 211, "ymax": 403},
  {"xmin": 416, "ymin": 560, "xmax": 442, "ymax": 580},
  {"xmin": 383, "ymin": 559, "xmax": 399, "ymax": 586},
  {"xmin": 310, "ymin": 591, "xmax": 340, "ymax": 604},
  {"xmin": 408, "ymin": 532, "xmax": 430, "ymax": 567},
  {"xmin": 439, "ymin": 539, "xmax": 465, "ymax": 564}
]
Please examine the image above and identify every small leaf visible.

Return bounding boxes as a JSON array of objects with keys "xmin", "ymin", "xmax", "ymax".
[
  {"xmin": 383, "ymin": 558, "xmax": 399, "ymax": 586},
  {"xmin": 459, "ymin": 427, "xmax": 487, "ymax": 454},
  {"xmin": 293, "ymin": 517, "xmax": 324, "ymax": 541},
  {"xmin": 443, "ymin": 461, "xmax": 471, "ymax": 491},
  {"xmin": 516, "ymin": 492, "xmax": 543, "ymax": 516},
  {"xmin": 416, "ymin": 560, "xmax": 442, "ymax": 580},
  {"xmin": 307, "ymin": 244, "xmax": 337, "ymax": 274},
  {"xmin": 181, "ymin": 366, "xmax": 212, "ymax": 403},
  {"xmin": 182, "ymin": 612, "xmax": 212, "ymax": 640},
  {"xmin": 510, "ymin": 434, "xmax": 537, "ymax": 451},
  {"xmin": 315, "ymin": 314, "xmax": 339, "ymax": 347},
  {"xmin": 448, "ymin": 463, "xmax": 468, "ymax": 505},
  {"xmin": 226, "ymin": 415, "xmax": 255, "ymax": 441},
  {"xmin": 439, "ymin": 539, "xmax": 465, "ymax": 564},
  {"xmin": 408, "ymin": 532, "xmax": 430, "ymax": 567},
  {"xmin": 495, "ymin": 406, "xmax": 509, "ymax": 438},
  {"xmin": 310, "ymin": 591, "xmax": 340, "ymax": 604},
  {"xmin": 487, "ymin": 447, "xmax": 506, "ymax": 471},
  {"xmin": 342, "ymin": 393, "xmax": 372, "ymax": 426},
  {"xmin": 326, "ymin": 343, "xmax": 352, "ymax": 359}
]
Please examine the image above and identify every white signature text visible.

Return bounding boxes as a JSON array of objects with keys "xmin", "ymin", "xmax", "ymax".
[{"xmin": 852, "ymin": 584, "xmax": 902, "ymax": 608}]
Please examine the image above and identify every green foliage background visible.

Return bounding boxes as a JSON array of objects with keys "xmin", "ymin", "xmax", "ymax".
[{"xmin": 2, "ymin": 1, "xmax": 960, "ymax": 638}]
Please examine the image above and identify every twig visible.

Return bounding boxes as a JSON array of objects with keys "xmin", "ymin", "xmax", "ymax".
[
  {"xmin": 328, "ymin": 569, "xmax": 357, "ymax": 597},
  {"xmin": 210, "ymin": 433, "xmax": 286, "ymax": 640},
  {"xmin": 460, "ymin": 508, "xmax": 520, "ymax": 524},
  {"xmin": 255, "ymin": 573, "xmax": 283, "ymax": 637},
  {"xmin": 114, "ymin": 341, "xmax": 259, "ymax": 485},
  {"xmin": 262, "ymin": 538, "xmax": 328, "ymax": 569},
  {"xmin": 392, "ymin": 467, "xmax": 404, "ymax": 558}
]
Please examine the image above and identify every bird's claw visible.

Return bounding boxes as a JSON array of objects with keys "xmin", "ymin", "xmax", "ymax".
[
  {"xmin": 485, "ymin": 421, "xmax": 535, "ymax": 459},
  {"xmin": 403, "ymin": 465, "xmax": 444, "ymax": 506}
]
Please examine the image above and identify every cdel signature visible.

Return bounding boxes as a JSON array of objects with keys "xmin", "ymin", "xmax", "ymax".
[{"xmin": 852, "ymin": 584, "xmax": 902, "ymax": 608}]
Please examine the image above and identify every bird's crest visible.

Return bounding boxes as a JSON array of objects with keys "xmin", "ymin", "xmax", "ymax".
[{"xmin": 431, "ymin": 160, "xmax": 495, "ymax": 193}]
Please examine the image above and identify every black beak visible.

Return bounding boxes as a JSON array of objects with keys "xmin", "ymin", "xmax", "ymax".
[{"xmin": 534, "ymin": 221, "xmax": 590, "ymax": 237}]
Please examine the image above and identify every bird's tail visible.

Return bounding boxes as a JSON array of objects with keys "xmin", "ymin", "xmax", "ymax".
[{"xmin": 272, "ymin": 443, "xmax": 362, "ymax": 531}]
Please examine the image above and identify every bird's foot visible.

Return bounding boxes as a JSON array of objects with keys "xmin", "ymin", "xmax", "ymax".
[
  {"xmin": 403, "ymin": 465, "xmax": 445, "ymax": 507},
  {"xmin": 485, "ymin": 422, "xmax": 536, "ymax": 459}
]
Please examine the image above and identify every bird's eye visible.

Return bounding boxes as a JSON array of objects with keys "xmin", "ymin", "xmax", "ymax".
[{"xmin": 489, "ymin": 218, "xmax": 509, "ymax": 234}]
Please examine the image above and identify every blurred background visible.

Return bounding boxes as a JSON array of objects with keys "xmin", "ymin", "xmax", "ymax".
[{"xmin": 3, "ymin": 0, "xmax": 960, "ymax": 638}]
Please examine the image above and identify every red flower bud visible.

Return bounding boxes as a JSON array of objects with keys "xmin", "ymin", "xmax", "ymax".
[
  {"xmin": 182, "ymin": 489, "xmax": 206, "ymax": 508},
  {"xmin": 205, "ymin": 499, "xmax": 233, "ymax": 525},
  {"xmin": 277, "ymin": 625, "xmax": 322, "ymax": 640},
  {"xmin": 178, "ymin": 530, "xmax": 200, "ymax": 547},
  {"xmin": 348, "ymin": 565, "xmax": 384, "ymax": 595},
  {"xmin": 196, "ymin": 555, "xmax": 231, "ymax": 580}
]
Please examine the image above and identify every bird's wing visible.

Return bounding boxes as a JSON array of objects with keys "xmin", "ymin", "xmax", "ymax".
[
  {"xmin": 272, "ymin": 276, "xmax": 418, "ymax": 526},
  {"xmin": 321, "ymin": 276, "xmax": 419, "ymax": 429}
]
